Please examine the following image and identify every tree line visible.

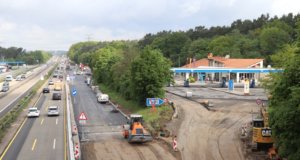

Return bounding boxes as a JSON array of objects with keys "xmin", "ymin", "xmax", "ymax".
[
  {"xmin": 68, "ymin": 41, "xmax": 172, "ymax": 104},
  {"xmin": 0, "ymin": 46, "xmax": 51, "ymax": 65},
  {"xmin": 139, "ymin": 13, "xmax": 300, "ymax": 66}
]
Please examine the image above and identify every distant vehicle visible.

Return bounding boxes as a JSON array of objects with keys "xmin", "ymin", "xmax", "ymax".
[
  {"xmin": 16, "ymin": 75, "xmax": 23, "ymax": 81},
  {"xmin": 1, "ymin": 81, "xmax": 9, "ymax": 92},
  {"xmin": 43, "ymin": 88, "xmax": 50, "ymax": 93},
  {"xmin": 97, "ymin": 94, "xmax": 109, "ymax": 103},
  {"xmin": 48, "ymin": 80, "xmax": 54, "ymax": 85},
  {"xmin": 53, "ymin": 74, "xmax": 58, "ymax": 78},
  {"xmin": 21, "ymin": 74, "xmax": 26, "ymax": 79},
  {"xmin": 52, "ymin": 93, "xmax": 62, "ymax": 100},
  {"xmin": 5, "ymin": 75, "xmax": 13, "ymax": 81},
  {"xmin": 54, "ymin": 82, "xmax": 63, "ymax": 91},
  {"xmin": 59, "ymin": 74, "xmax": 63, "ymax": 79},
  {"xmin": 47, "ymin": 106, "xmax": 59, "ymax": 116},
  {"xmin": 27, "ymin": 108, "xmax": 40, "ymax": 117}
]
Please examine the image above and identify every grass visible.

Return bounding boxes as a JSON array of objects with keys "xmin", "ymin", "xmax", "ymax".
[{"xmin": 99, "ymin": 84, "xmax": 174, "ymax": 135}]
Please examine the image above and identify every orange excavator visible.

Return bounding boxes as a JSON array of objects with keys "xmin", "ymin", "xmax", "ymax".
[{"xmin": 123, "ymin": 114, "xmax": 153, "ymax": 143}]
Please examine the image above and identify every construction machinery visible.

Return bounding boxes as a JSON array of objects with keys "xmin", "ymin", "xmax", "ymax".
[
  {"xmin": 252, "ymin": 105, "xmax": 274, "ymax": 151},
  {"xmin": 123, "ymin": 114, "xmax": 153, "ymax": 143}
]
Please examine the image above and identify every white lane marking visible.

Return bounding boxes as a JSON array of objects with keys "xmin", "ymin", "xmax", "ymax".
[
  {"xmin": 53, "ymin": 138, "xmax": 56, "ymax": 149},
  {"xmin": 40, "ymin": 118, "xmax": 44, "ymax": 125},
  {"xmin": 56, "ymin": 118, "xmax": 58, "ymax": 125}
]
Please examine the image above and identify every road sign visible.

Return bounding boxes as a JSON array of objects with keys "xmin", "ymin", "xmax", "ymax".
[
  {"xmin": 72, "ymin": 88, "xmax": 77, "ymax": 96},
  {"xmin": 78, "ymin": 112, "xmax": 87, "ymax": 120},
  {"xmin": 146, "ymin": 98, "xmax": 164, "ymax": 107}
]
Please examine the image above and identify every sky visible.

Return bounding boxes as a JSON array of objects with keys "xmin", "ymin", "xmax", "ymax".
[{"xmin": 0, "ymin": 0, "xmax": 299, "ymax": 51}]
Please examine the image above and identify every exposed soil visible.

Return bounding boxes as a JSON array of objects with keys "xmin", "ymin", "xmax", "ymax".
[{"xmin": 165, "ymin": 93, "xmax": 260, "ymax": 160}]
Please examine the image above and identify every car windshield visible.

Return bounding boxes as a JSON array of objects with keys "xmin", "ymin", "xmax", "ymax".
[
  {"xmin": 49, "ymin": 107, "xmax": 58, "ymax": 111},
  {"xmin": 29, "ymin": 109, "xmax": 37, "ymax": 112}
]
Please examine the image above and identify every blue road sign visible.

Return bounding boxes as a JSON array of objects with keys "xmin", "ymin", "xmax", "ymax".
[
  {"xmin": 72, "ymin": 88, "xmax": 77, "ymax": 96},
  {"xmin": 146, "ymin": 98, "xmax": 164, "ymax": 106}
]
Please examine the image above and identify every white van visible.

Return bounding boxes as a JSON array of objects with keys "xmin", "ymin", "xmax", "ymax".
[
  {"xmin": 97, "ymin": 94, "xmax": 109, "ymax": 104},
  {"xmin": 5, "ymin": 75, "xmax": 13, "ymax": 81}
]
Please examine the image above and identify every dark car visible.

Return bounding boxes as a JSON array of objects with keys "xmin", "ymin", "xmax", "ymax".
[
  {"xmin": 52, "ymin": 93, "xmax": 61, "ymax": 100},
  {"xmin": 43, "ymin": 88, "xmax": 50, "ymax": 93}
]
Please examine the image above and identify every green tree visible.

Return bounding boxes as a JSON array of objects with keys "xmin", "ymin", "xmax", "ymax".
[
  {"xmin": 130, "ymin": 47, "xmax": 172, "ymax": 104},
  {"xmin": 259, "ymin": 27, "xmax": 291, "ymax": 55},
  {"xmin": 270, "ymin": 44, "xmax": 297, "ymax": 67}
]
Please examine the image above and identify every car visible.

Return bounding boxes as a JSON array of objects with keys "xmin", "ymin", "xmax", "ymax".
[
  {"xmin": 27, "ymin": 108, "xmax": 40, "ymax": 117},
  {"xmin": 47, "ymin": 106, "xmax": 59, "ymax": 116},
  {"xmin": 5, "ymin": 75, "xmax": 13, "ymax": 81},
  {"xmin": 52, "ymin": 93, "xmax": 62, "ymax": 100},
  {"xmin": 16, "ymin": 75, "xmax": 23, "ymax": 81},
  {"xmin": 21, "ymin": 74, "xmax": 26, "ymax": 79},
  {"xmin": 53, "ymin": 74, "xmax": 58, "ymax": 78},
  {"xmin": 1, "ymin": 82, "xmax": 9, "ymax": 92},
  {"xmin": 48, "ymin": 80, "xmax": 54, "ymax": 85},
  {"xmin": 97, "ymin": 94, "xmax": 109, "ymax": 103},
  {"xmin": 59, "ymin": 74, "xmax": 63, "ymax": 79},
  {"xmin": 43, "ymin": 88, "xmax": 50, "ymax": 93}
]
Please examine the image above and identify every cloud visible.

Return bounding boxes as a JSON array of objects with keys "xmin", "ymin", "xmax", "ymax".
[{"xmin": 0, "ymin": 0, "xmax": 299, "ymax": 50}]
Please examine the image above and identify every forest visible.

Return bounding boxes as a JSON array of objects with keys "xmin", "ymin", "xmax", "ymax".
[{"xmin": 0, "ymin": 47, "xmax": 51, "ymax": 65}]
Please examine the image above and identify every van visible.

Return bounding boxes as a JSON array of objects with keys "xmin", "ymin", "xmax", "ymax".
[
  {"xmin": 97, "ymin": 94, "xmax": 109, "ymax": 103},
  {"xmin": 54, "ymin": 82, "xmax": 63, "ymax": 91},
  {"xmin": 5, "ymin": 75, "xmax": 13, "ymax": 81},
  {"xmin": 16, "ymin": 75, "xmax": 23, "ymax": 81},
  {"xmin": 1, "ymin": 82, "xmax": 9, "ymax": 92}
]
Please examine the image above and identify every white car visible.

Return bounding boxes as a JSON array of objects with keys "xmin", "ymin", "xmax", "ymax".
[
  {"xmin": 47, "ymin": 106, "xmax": 59, "ymax": 116},
  {"xmin": 27, "ymin": 108, "xmax": 40, "ymax": 117},
  {"xmin": 16, "ymin": 75, "xmax": 23, "ymax": 81},
  {"xmin": 97, "ymin": 94, "xmax": 109, "ymax": 103}
]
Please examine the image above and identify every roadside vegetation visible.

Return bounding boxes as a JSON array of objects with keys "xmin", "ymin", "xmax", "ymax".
[
  {"xmin": 0, "ymin": 64, "xmax": 56, "ymax": 142},
  {"xmin": 68, "ymin": 13, "xmax": 300, "ymax": 157}
]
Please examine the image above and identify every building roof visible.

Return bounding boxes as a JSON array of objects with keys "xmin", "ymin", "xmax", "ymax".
[
  {"xmin": 182, "ymin": 56, "xmax": 264, "ymax": 68},
  {"xmin": 181, "ymin": 59, "xmax": 209, "ymax": 68},
  {"xmin": 211, "ymin": 56, "xmax": 264, "ymax": 68}
]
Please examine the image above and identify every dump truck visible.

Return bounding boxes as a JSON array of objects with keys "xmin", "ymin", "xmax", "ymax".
[{"xmin": 123, "ymin": 114, "xmax": 153, "ymax": 143}]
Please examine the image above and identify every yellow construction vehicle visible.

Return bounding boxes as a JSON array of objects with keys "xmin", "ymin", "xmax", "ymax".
[
  {"xmin": 123, "ymin": 114, "xmax": 153, "ymax": 143},
  {"xmin": 252, "ymin": 106, "xmax": 273, "ymax": 151}
]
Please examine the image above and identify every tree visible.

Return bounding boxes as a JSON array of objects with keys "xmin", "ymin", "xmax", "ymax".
[
  {"xmin": 130, "ymin": 47, "xmax": 172, "ymax": 104},
  {"xmin": 259, "ymin": 27, "xmax": 291, "ymax": 55},
  {"xmin": 266, "ymin": 22, "xmax": 300, "ymax": 159},
  {"xmin": 270, "ymin": 44, "xmax": 297, "ymax": 67}
]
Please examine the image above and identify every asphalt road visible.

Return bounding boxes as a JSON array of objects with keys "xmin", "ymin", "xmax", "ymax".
[
  {"xmin": 0, "ymin": 77, "xmax": 66, "ymax": 160},
  {"xmin": 68, "ymin": 71, "xmax": 127, "ymax": 141},
  {"xmin": 0, "ymin": 64, "xmax": 51, "ymax": 117}
]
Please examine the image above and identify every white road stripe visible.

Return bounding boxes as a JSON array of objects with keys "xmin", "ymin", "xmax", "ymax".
[
  {"xmin": 56, "ymin": 118, "xmax": 58, "ymax": 125},
  {"xmin": 53, "ymin": 138, "xmax": 56, "ymax": 149}
]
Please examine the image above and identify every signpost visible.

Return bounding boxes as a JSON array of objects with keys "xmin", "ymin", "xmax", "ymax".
[
  {"xmin": 72, "ymin": 87, "xmax": 77, "ymax": 104},
  {"xmin": 78, "ymin": 112, "xmax": 87, "ymax": 140},
  {"xmin": 146, "ymin": 98, "xmax": 164, "ymax": 107},
  {"xmin": 244, "ymin": 79, "xmax": 250, "ymax": 95}
]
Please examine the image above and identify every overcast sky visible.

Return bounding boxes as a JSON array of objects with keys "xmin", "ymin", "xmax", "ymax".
[{"xmin": 0, "ymin": 0, "xmax": 299, "ymax": 51}]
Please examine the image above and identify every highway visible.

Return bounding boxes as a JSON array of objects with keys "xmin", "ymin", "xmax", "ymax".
[
  {"xmin": 0, "ymin": 72, "xmax": 66, "ymax": 160},
  {"xmin": 0, "ymin": 64, "xmax": 52, "ymax": 117},
  {"xmin": 68, "ymin": 69, "xmax": 177, "ymax": 160},
  {"xmin": 69, "ymin": 71, "xmax": 127, "ymax": 141}
]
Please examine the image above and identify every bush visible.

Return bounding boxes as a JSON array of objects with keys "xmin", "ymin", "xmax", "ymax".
[{"xmin": 189, "ymin": 77, "xmax": 196, "ymax": 83}]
